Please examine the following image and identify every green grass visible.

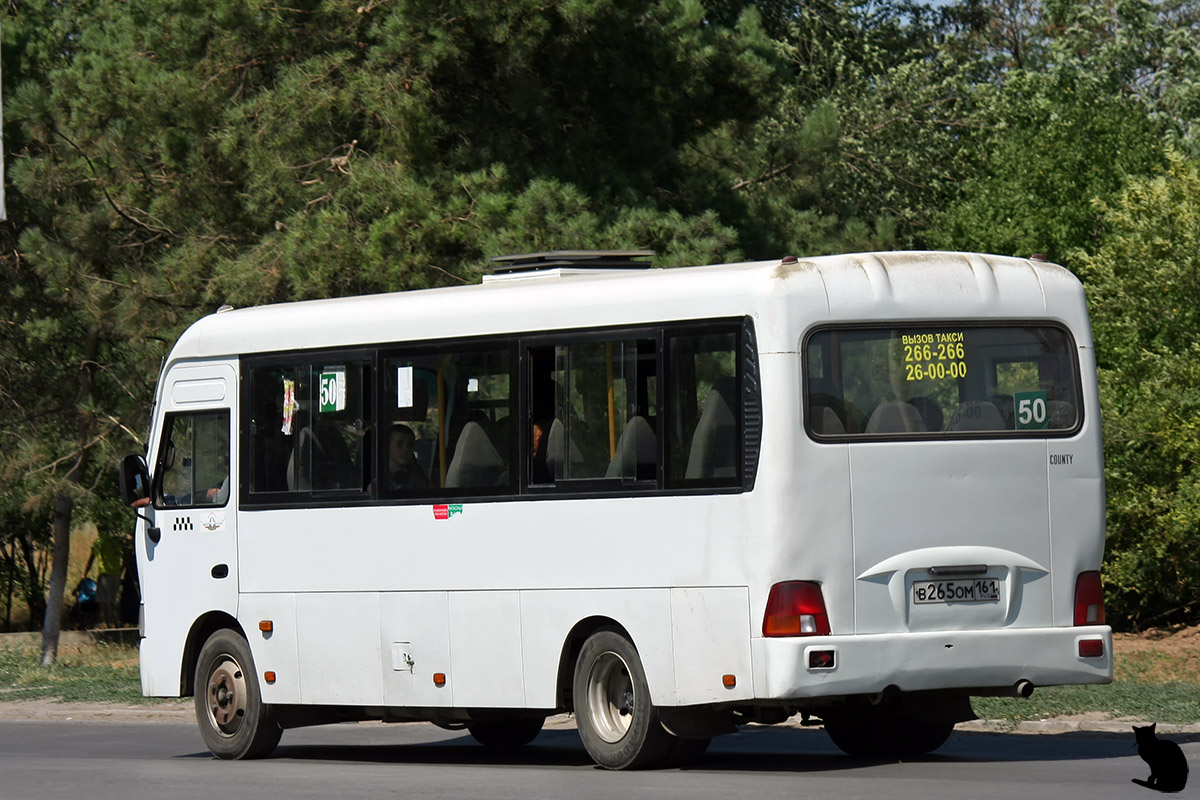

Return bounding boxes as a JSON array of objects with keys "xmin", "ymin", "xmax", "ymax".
[
  {"xmin": 972, "ymin": 682, "xmax": 1200, "ymax": 726},
  {"xmin": 0, "ymin": 642, "xmax": 149, "ymax": 705}
]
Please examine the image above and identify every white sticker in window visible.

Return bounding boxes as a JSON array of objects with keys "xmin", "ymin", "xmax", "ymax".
[{"xmin": 397, "ymin": 366, "xmax": 414, "ymax": 409}]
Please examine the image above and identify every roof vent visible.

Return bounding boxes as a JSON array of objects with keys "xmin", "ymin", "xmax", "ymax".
[{"xmin": 489, "ymin": 250, "xmax": 655, "ymax": 275}]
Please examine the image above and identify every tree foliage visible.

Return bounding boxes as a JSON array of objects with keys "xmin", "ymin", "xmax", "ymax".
[
  {"xmin": 1078, "ymin": 150, "xmax": 1200, "ymax": 629},
  {"xmin": 3, "ymin": 0, "xmax": 1200, "ymax": 640}
]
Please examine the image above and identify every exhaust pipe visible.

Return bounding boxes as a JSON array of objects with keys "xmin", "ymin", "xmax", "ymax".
[{"xmin": 1014, "ymin": 680, "xmax": 1035, "ymax": 698}]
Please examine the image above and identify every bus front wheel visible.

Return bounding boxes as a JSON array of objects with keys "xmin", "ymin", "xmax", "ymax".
[
  {"xmin": 573, "ymin": 628, "xmax": 672, "ymax": 769},
  {"xmin": 194, "ymin": 629, "xmax": 282, "ymax": 759}
]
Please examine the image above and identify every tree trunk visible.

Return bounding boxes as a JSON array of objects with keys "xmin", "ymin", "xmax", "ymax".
[
  {"xmin": 40, "ymin": 491, "xmax": 74, "ymax": 664},
  {"xmin": 40, "ymin": 328, "xmax": 99, "ymax": 665}
]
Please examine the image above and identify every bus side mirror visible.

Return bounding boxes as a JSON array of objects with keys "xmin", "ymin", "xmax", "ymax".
[
  {"xmin": 119, "ymin": 454, "xmax": 151, "ymax": 509},
  {"xmin": 119, "ymin": 454, "xmax": 161, "ymax": 543}
]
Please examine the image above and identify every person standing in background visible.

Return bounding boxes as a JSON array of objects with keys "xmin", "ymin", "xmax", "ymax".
[{"xmin": 84, "ymin": 533, "xmax": 124, "ymax": 628}]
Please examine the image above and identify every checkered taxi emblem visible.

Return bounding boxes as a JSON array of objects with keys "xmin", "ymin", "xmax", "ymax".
[{"xmin": 172, "ymin": 517, "xmax": 194, "ymax": 532}]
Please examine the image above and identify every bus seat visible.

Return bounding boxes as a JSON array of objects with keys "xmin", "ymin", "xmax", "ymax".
[
  {"xmin": 1048, "ymin": 400, "xmax": 1076, "ymax": 429},
  {"xmin": 605, "ymin": 415, "xmax": 656, "ymax": 479},
  {"xmin": 946, "ymin": 400, "xmax": 1005, "ymax": 432},
  {"xmin": 812, "ymin": 405, "xmax": 845, "ymax": 434},
  {"xmin": 313, "ymin": 423, "xmax": 358, "ymax": 490},
  {"xmin": 488, "ymin": 414, "xmax": 512, "ymax": 462},
  {"xmin": 288, "ymin": 423, "xmax": 359, "ymax": 491},
  {"xmin": 545, "ymin": 419, "xmax": 586, "ymax": 480},
  {"xmin": 685, "ymin": 378, "xmax": 737, "ymax": 479},
  {"xmin": 909, "ymin": 396, "xmax": 944, "ymax": 431},
  {"xmin": 445, "ymin": 421, "xmax": 505, "ymax": 488},
  {"xmin": 287, "ymin": 427, "xmax": 314, "ymax": 491},
  {"xmin": 865, "ymin": 402, "xmax": 928, "ymax": 433},
  {"xmin": 990, "ymin": 393, "xmax": 1015, "ymax": 427}
]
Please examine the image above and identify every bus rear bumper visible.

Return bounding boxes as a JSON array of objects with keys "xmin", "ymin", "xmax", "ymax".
[{"xmin": 751, "ymin": 625, "xmax": 1112, "ymax": 700}]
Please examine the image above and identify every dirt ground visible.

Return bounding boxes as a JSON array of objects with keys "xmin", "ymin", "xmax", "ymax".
[{"xmin": 1112, "ymin": 624, "xmax": 1200, "ymax": 683}]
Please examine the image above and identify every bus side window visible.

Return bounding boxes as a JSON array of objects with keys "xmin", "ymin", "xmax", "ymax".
[
  {"xmin": 528, "ymin": 339, "xmax": 656, "ymax": 485},
  {"xmin": 386, "ymin": 347, "xmax": 514, "ymax": 497},
  {"xmin": 156, "ymin": 410, "xmax": 230, "ymax": 508},
  {"xmin": 666, "ymin": 331, "xmax": 738, "ymax": 487}
]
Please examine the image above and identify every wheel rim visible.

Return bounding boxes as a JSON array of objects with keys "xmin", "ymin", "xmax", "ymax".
[
  {"xmin": 585, "ymin": 649, "xmax": 636, "ymax": 744},
  {"xmin": 204, "ymin": 655, "xmax": 248, "ymax": 738}
]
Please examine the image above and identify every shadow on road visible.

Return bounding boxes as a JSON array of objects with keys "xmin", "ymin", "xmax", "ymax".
[{"xmin": 174, "ymin": 723, "xmax": 1180, "ymax": 772}]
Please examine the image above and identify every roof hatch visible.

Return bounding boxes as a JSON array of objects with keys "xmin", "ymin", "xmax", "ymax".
[{"xmin": 486, "ymin": 250, "xmax": 655, "ymax": 281}]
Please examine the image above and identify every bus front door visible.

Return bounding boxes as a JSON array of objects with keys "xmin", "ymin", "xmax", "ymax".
[{"xmin": 139, "ymin": 362, "xmax": 239, "ymax": 695}]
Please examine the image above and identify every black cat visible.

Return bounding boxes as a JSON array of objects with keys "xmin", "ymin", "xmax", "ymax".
[{"xmin": 1132, "ymin": 723, "xmax": 1189, "ymax": 793}]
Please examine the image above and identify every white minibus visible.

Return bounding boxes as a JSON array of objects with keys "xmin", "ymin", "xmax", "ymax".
[{"xmin": 119, "ymin": 250, "xmax": 1111, "ymax": 768}]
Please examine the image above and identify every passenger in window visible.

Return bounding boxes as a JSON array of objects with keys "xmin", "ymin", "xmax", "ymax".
[
  {"xmin": 387, "ymin": 424, "xmax": 429, "ymax": 491},
  {"xmin": 205, "ymin": 450, "xmax": 230, "ymax": 504},
  {"xmin": 529, "ymin": 355, "xmax": 556, "ymax": 483},
  {"xmin": 205, "ymin": 476, "xmax": 229, "ymax": 504}
]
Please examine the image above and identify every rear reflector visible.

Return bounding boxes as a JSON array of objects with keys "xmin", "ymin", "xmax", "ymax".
[
  {"xmin": 1073, "ymin": 571, "xmax": 1106, "ymax": 626},
  {"xmin": 1078, "ymin": 639, "xmax": 1104, "ymax": 658},
  {"xmin": 763, "ymin": 581, "xmax": 830, "ymax": 637},
  {"xmin": 808, "ymin": 650, "xmax": 835, "ymax": 669}
]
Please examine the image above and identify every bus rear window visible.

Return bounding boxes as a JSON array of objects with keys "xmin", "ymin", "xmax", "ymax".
[{"xmin": 805, "ymin": 325, "xmax": 1081, "ymax": 438}]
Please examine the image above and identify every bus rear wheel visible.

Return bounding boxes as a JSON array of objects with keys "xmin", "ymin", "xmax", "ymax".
[
  {"xmin": 194, "ymin": 629, "xmax": 282, "ymax": 760},
  {"xmin": 573, "ymin": 628, "xmax": 672, "ymax": 770},
  {"xmin": 467, "ymin": 717, "xmax": 545, "ymax": 747}
]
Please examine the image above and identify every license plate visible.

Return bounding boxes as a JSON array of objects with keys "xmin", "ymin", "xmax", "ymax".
[{"xmin": 912, "ymin": 578, "xmax": 1001, "ymax": 604}]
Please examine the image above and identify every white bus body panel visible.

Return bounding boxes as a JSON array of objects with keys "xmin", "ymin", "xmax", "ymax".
[{"xmin": 237, "ymin": 593, "xmax": 300, "ymax": 704}]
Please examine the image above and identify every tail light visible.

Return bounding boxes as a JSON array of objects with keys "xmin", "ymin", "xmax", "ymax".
[
  {"xmin": 1073, "ymin": 571, "xmax": 1105, "ymax": 626},
  {"xmin": 763, "ymin": 581, "xmax": 830, "ymax": 636}
]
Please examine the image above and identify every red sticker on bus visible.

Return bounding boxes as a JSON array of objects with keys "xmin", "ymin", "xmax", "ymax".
[{"xmin": 432, "ymin": 504, "xmax": 463, "ymax": 520}]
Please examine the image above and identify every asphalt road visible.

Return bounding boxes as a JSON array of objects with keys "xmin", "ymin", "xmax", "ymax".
[{"xmin": 0, "ymin": 719, "xmax": 1193, "ymax": 800}]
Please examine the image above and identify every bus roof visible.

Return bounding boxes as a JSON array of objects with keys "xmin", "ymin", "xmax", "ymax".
[{"xmin": 165, "ymin": 251, "xmax": 1088, "ymax": 362}]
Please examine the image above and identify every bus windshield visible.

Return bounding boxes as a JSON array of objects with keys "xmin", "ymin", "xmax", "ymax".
[{"xmin": 805, "ymin": 324, "xmax": 1081, "ymax": 437}]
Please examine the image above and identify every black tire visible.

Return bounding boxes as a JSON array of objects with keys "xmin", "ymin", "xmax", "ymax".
[
  {"xmin": 467, "ymin": 717, "xmax": 545, "ymax": 747},
  {"xmin": 573, "ymin": 628, "xmax": 673, "ymax": 770},
  {"xmin": 193, "ymin": 629, "xmax": 282, "ymax": 760},
  {"xmin": 823, "ymin": 709, "xmax": 953, "ymax": 758}
]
